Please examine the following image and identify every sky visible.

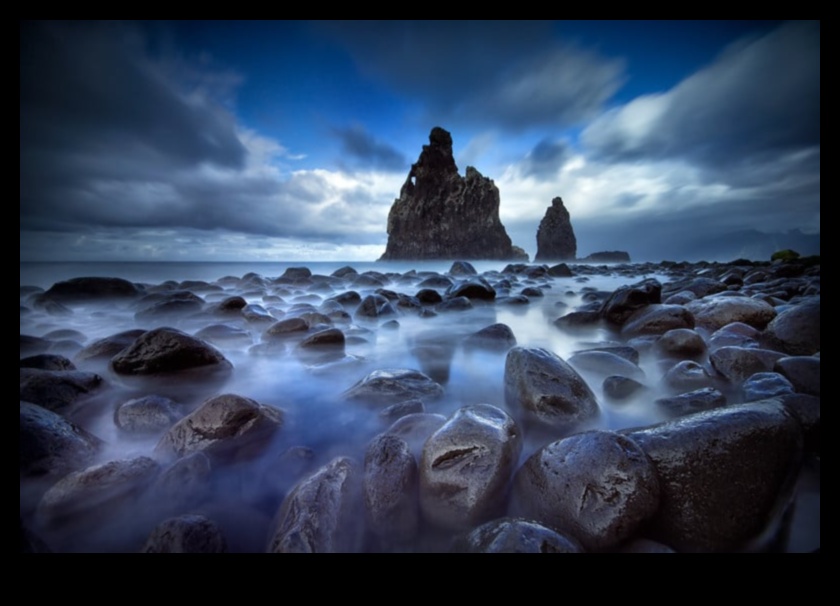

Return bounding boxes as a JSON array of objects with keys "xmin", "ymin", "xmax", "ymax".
[{"xmin": 20, "ymin": 20, "xmax": 820, "ymax": 263}]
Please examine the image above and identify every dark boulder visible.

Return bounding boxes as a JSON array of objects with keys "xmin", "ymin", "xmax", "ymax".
[
  {"xmin": 600, "ymin": 278, "xmax": 662, "ymax": 326},
  {"xmin": 44, "ymin": 277, "xmax": 142, "ymax": 302},
  {"xmin": 110, "ymin": 327, "xmax": 231, "ymax": 376},
  {"xmin": 343, "ymin": 369, "xmax": 445, "ymax": 407},
  {"xmin": 20, "ymin": 401, "xmax": 103, "ymax": 479},
  {"xmin": 20, "ymin": 368, "xmax": 103, "ymax": 413},
  {"xmin": 141, "ymin": 514, "xmax": 228, "ymax": 553}
]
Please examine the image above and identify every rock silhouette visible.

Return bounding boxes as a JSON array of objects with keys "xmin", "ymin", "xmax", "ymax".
[
  {"xmin": 535, "ymin": 197, "xmax": 577, "ymax": 261},
  {"xmin": 379, "ymin": 127, "xmax": 522, "ymax": 261}
]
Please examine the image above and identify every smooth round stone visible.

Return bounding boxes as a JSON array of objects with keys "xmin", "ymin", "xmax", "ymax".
[
  {"xmin": 655, "ymin": 387, "xmax": 727, "ymax": 416},
  {"xmin": 621, "ymin": 305, "xmax": 695, "ymax": 338},
  {"xmin": 567, "ymin": 350, "xmax": 645, "ymax": 380},
  {"xmin": 511, "ymin": 430, "xmax": 660, "ymax": 552},
  {"xmin": 110, "ymin": 327, "xmax": 231, "ymax": 376},
  {"xmin": 708, "ymin": 322, "xmax": 761, "ymax": 351},
  {"xmin": 773, "ymin": 356, "xmax": 819, "ymax": 396},
  {"xmin": 420, "ymin": 404, "xmax": 522, "ymax": 531},
  {"xmin": 655, "ymin": 328, "xmax": 707, "ymax": 358},
  {"xmin": 114, "ymin": 395, "xmax": 181, "ymax": 434},
  {"xmin": 763, "ymin": 298, "xmax": 820, "ymax": 355},
  {"xmin": 662, "ymin": 361, "xmax": 717, "ymax": 392},
  {"xmin": 709, "ymin": 346, "xmax": 785, "ymax": 385},
  {"xmin": 20, "ymin": 401, "xmax": 102, "ymax": 480},
  {"xmin": 342, "ymin": 369, "xmax": 444, "ymax": 407},
  {"xmin": 742, "ymin": 372, "xmax": 795, "ymax": 402},
  {"xmin": 463, "ymin": 323, "xmax": 517, "ymax": 352},
  {"xmin": 686, "ymin": 296, "xmax": 777, "ymax": 331},
  {"xmin": 504, "ymin": 346, "xmax": 599, "ymax": 429}
]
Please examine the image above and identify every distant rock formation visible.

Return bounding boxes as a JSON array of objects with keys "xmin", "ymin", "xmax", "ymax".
[
  {"xmin": 379, "ymin": 127, "xmax": 523, "ymax": 261},
  {"xmin": 535, "ymin": 197, "xmax": 576, "ymax": 262},
  {"xmin": 583, "ymin": 251, "xmax": 632, "ymax": 263}
]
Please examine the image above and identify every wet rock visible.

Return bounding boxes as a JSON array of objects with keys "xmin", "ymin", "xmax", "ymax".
[
  {"xmin": 708, "ymin": 322, "xmax": 761, "ymax": 351},
  {"xmin": 463, "ymin": 323, "xmax": 517, "ymax": 352},
  {"xmin": 686, "ymin": 296, "xmax": 776, "ymax": 331},
  {"xmin": 449, "ymin": 261, "xmax": 477, "ymax": 276},
  {"xmin": 775, "ymin": 356, "xmax": 820, "ymax": 396},
  {"xmin": 20, "ymin": 401, "xmax": 103, "ymax": 479},
  {"xmin": 379, "ymin": 127, "xmax": 521, "ymax": 261},
  {"xmin": 241, "ymin": 303, "xmax": 275, "ymax": 324},
  {"xmin": 384, "ymin": 413, "xmax": 448, "ymax": 461},
  {"xmin": 420, "ymin": 404, "xmax": 522, "ymax": 530},
  {"xmin": 213, "ymin": 295, "xmax": 247, "ymax": 314},
  {"xmin": 355, "ymin": 294, "xmax": 398, "ymax": 320},
  {"xmin": 436, "ymin": 296, "xmax": 473, "ymax": 312},
  {"xmin": 20, "ymin": 354, "xmax": 76, "ymax": 371},
  {"xmin": 264, "ymin": 317, "xmax": 309, "ymax": 339},
  {"xmin": 655, "ymin": 328, "xmax": 707, "ymax": 359},
  {"xmin": 763, "ymin": 298, "xmax": 820, "ymax": 355},
  {"xmin": 194, "ymin": 324, "xmax": 252, "ymax": 347},
  {"xmin": 416, "ymin": 288, "xmax": 443, "ymax": 305},
  {"xmin": 665, "ymin": 276, "xmax": 727, "ymax": 299},
  {"xmin": 111, "ymin": 327, "xmax": 231, "ymax": 376},
  {"xmin": 37, "ymin": 456, "xmax": 161, "ymax": 526},
  {"xmin": 504, "ymin": 347, "xmax": 599, "ymax": 429},
  {"xmin": 511, "ymin": 430, "xmax": 660, "ymax": 551},
  {"xmin": 626, "ymin": 399, "xmax": 804, "ymax": 552},
  {"xmin": 742, "ymin": 373, "xmax": 795, "ymax": 402},
  {"xmin": 331, "ymin": 266, "xmax": 358, "ymax": 278},
  {"xmin": 379, "ymin": 399, "xmax": 425, "ymax": 424},
  {"xmin": 600, "ymin": 278, "xmax": 662, "ymax": 326},
  {"xmin": 343, "ymin": 369, "xmax": 445, "ymax": 407},
  {"xmin": 452, "ymin": 517, "xmax": 583, "ymax": 553},
  {"xmin": 655, "ymin": 388, "xmax": 727, "ymax": 416},
  {"xmin": 298, "ymin": 328, "xmax": 345, "ymax": 350},
  {"xmin": 418, "ymin": 274, "xmax": 452, "ymax": 290},
  {"xmin": 548, "ymin": 263, "xmax": 574, "ymax": 278},
  {"xmin": 114, "ymin": 395, "xmax": 182, "ymax": 434},
  {"xmin": 603, "ymin": 376, "xmax": 647, "ymax": 400},
  {"xmin": 663, "ymin": 290, "xmax": 697, "ymax": 305},
  {"xmin": 567, "ymin": 350, "xmax": 645, "ymax": 381},
  {"xmin": 135, "ymin": 291, "xmax": 204, "ymax": 321},
  {"xmin": 148, "ymin": 452, "xmax": 213, "ymax": 515},
  {"xmin": 535, "ymin": 197, "xmax": 576, "ymax": 262},
  {"xmin": 553, "ymin": 310, "xmax": 602, "ymax": 332},
  {"xmin": 662, "ymin": 360, "xmax": 718, "ymax": 392},
  {"xmin": 155, "ymin": 394, "xmax": 284, "ymax": 462},
  {"xmin": 20, "ymin": 368, "xmax": 103, "ymax": 412},
  {"xmin": 141, "ymin": 514, "xmax": 227, "ymax": 553},
  {"xmin": 363, "ymin": 433, "xmax": 419, "ymax": 545},
  {"xmin": 267, "ymin": 456, "xmax": 363, "ymax": 553},
  {"xmin": 281, "ymin": 267, "xmax": 312, "ymax": 280},
  {"xmin": 44, "ymin": 277, "xmax": 142, "ymax": 302},
  {"xmin": 74, "ymin": 329, "xmax": 146, "ymax": 363},
  {"xmin": 621, "ymin": 304, "xmax": 695, "ymax": 338},
  {"xmin": 328, "ymin": 290, "xmax": 362, "ymax": 308},
  {"xmin": 709, "ymin": 346, "xmax": 785, "ymax": 385},
  {"xmin": 445, "ymin": 277, "xmax": 496, "ymax": 301}
]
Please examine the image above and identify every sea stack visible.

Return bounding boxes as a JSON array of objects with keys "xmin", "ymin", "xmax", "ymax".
[
  {"xmin": 535, "ymin": 197, "xmax": 577, "ymax": 262},
  {"xmin": 379, "ymin": 127, "xmax": 524, "ymax": 261}
]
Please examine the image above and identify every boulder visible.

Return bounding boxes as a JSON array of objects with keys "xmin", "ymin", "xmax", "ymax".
[
  {"xmin": 600, "ymin": 278, "xmax": 662, "ymax": 326},
  {"xmin": 686, "ymin": 296, "xmax": 777, "ymax": 331},
  {"xmin": 110, "ymin": 327, "xmax": 231, "ymax": 376},
  {"xmin": 267, "ymin": 456, "xmax": 363, "ymax": 553},
  {"xmin": 534, "ymin": 197, "xmax": 576, "ymax": 261},
  {"xmin": 504, "ymin": 347, "xmax": 599, "ymax": 429},
  {"xmin": 452, "ymin": 518, "xmax": 583, "ymax": 553},
  {"xmin": 419, "ymin": 404, "xmax": 522, "ymax": 530},
  {"xmin": 363, "ymin": 433, "xmax": 419, "ymax": 545},
  {"xmin": 19, "ymin": 368, "xmax": 103, "ymax": 413},
  {"xmin": 44, "ymin": 276, "xmax": 142, "ymax": 302},
  {"xmin": 20, "ymin": 401, "xmax": 103, "ymax": 479},
  {"xmin": 379, "ymin": 127, "xmax": 522, "ymax": 260},
  {"xmin": 625, "ymin": 399, "xmax": 804, "ymax": 552},
  {"xmin": 511, "ymin": 430, "xmax": 660, "ymax": 551},
  {"xmin": 141, "ymin": 514, "xmax": 227, "ymax": 553},
  {"xmin": 342, "ymin": 369, "xmax": 444, "ymax": 406},
  {"xmin": 155, "ymin": 394, "xmax": 284, "ymax": 462},
  {"xmin": 762, "ymin": 298, "xmax": 820, "ymax": 355}
]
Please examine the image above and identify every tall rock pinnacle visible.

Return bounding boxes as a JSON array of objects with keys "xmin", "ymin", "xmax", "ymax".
[
  {"xmin": 535, "ymin": 197, "xmax": 577, "ymax": 261},
  {"xmin": 379, "ymin": 127, "xmax": 524, "ymax": 261}
]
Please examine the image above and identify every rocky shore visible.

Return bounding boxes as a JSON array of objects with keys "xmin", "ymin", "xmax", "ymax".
[{"xmin": 20, "ymin": 257, "xmax": 819, "ymax": 552}]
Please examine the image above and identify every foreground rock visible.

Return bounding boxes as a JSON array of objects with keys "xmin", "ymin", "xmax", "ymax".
[
  {"xmin": 155, "ymin": 394, "xmax": 284, "ymax": 462},
  {"xmin": 20, "ymin": 368, "xmax": 103, "ymax": 412},
  {"xmin": 511, "ymin": 431, "xmax": 660, "ymax": 551},
  {"xmin": 111, "ymin": 327, "xmax": 231, "ymax": 376},
  {"xmin": 420, "ymin": 404, "xmax": 522, "ymax": 531},
  {"xmin": 20, "ymin": 401, "xmax": 103, "ymax": 479},
  {"xmin": 504, "ymin": 347, "xmax": 599, "ymax": 429},
  {"xmin": 267, "ymin": 456, "xmax": 363, "ymax": 553},
  {"xmin": 535, "ymin": 197, "xmax": 576, "ymax": 261},
  {"xmin": 625, "ymin": 399, "xmax": 803, "ymax": 552},
  {"xmin": 342, "ymin": 369, "xmax": 444, "ymax": 406},
  {"xmin": 363, "ymin": 433, "xmax": 419, "ymax": 546},
  {"xmin": 379, "ymin": 127, "xmax": 521, "ymax": 260},
  {"xmin": 762, "ymin": 297, "xmax": 820, "ymax": 355}
]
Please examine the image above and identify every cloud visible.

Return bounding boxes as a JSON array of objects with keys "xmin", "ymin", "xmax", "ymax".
[
  {"xmin": 519, "ymin": 138, "xmax": 571, "ymax": 179},
  {"xmin": 321, "ymin": 20, "xmax": 624, "ymax": 131},
  {"xmin": 19, "ymin": 21, "xmax": 403, "ymax": 261},
  {"xmin": 331, "ymin": 124, "xmax": 408, "ymax": 171},
  {"xmin": 581, "ymin": 20, "xmax": 820, "ymax": 171}
]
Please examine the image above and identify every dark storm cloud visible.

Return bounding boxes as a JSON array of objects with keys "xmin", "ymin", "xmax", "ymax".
[
  {"xmin": 320, "ymin": 20, "xmax": 624, "ymax": 130},
  {"xmin": 331, "ymin": 124, "xmax": 408, "ymax": 171},
  {"xmin": 582, "ymin": 21, "xmax": 820, "ymax": 172},
  {"xmin": 19, "ymin": 21, "xmax": 390, "ymax": 251},
  {"xmin": 520, "ymin": 138, "xmax": 570, "ymax": 179}
]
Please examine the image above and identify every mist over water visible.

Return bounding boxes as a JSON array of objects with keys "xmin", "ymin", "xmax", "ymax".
[{"xmin": 19, "ymin": 260, "xmax": 797, "ymax": 552}]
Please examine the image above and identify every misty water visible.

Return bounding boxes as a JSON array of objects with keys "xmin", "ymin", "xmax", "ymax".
[{"xmin": 19, "ymin": 261, "xmax": 817, "ymax": 552}]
